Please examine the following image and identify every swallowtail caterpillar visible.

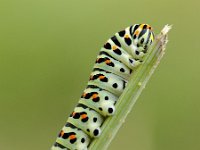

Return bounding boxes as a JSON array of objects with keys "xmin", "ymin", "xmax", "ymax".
[{"xmin": 52, "ymin": 24, "xmax": 154, "ymax": 150}]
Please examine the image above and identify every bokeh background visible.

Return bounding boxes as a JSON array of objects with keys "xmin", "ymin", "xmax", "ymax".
[{"xmin": 0, "ymin": 0, "xmax": 200, "ymax": 150}]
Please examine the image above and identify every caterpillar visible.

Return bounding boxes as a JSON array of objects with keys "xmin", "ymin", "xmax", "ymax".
[{"xmin": 51, "ymin": 24, "xmax": 154, "ymax": 150}]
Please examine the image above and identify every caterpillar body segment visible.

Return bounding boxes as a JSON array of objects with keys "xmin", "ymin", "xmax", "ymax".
[
  {"xmin": 94, "ymin": 53, "xmax": 132, "ymax": 80},
  {"xmin": 80, "ymin": 87, "xmax": 118, "ymax": 117},
  {"xmin": 68, "ymin": 104, "xmax": 104, "ymax": 137},
  {"xmin": 54, "ymin": 123, "xmax": 90, "ymax": 150},
  {"xmin": 88, "ymin": 70, "xmax": 127, "ymax": 96}
]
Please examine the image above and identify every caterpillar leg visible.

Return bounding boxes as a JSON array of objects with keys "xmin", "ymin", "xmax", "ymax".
[{"xmin": 51, "ymin": 143, "xmax": 69, "ymax": 150}]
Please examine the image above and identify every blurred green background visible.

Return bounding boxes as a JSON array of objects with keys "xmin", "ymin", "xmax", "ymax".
[{"xmin": 0, "ymin": 0, "xmax": 200, "ymax": 149}]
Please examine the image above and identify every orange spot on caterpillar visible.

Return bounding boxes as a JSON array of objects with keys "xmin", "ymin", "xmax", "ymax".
[
  {"xmin": 99, "ymin": 75, "xmax": 105, "ymax": 80},
  {"xmin": 60, "ymin": 130, "xmax": 65, "ymax": 137},
  {"xmin": 124, "ymin": 34, "xmax": 129, "ymax": 38},
  {"xmin": 135, "ymin": 30, "xmax": 139, "ymax": 35},
  {"xmin": 72, "ymin": 111, "xmax": 76, "ymax": 117},
  {"xmin": 82, "ymin": 92, "xmax": 87, "ymax": 97},
  {"xmin": 81, "ymin": 114, "xmax": 87, "ymax": 119},
  {"xmin": 112, "ymin": 45, "xmax": 117, "ymax": 50},
  {"xmin": 139, "ymin": 24, "xmax": 144, "ymax": 29},
  {"xmin": 105, "ymin": 59, "xmax": 111, "ymax": 64},
  {"xmin": 92, "ymin": 93, "xmax": 98, "ymax": 99},
  {"xmin": 69, "ymin": 135, "xmax": 76, "ymax": 140}
]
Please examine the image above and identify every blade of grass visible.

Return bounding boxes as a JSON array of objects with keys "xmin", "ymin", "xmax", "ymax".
[{"xmin": 89, "ymin": 25, "xmax": 172, "ymax": 150}]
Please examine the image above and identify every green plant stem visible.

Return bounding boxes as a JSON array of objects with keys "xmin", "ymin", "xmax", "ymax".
[{"xmin": 89, "ymin": 25, "xmax": 172, "ymax": 150}]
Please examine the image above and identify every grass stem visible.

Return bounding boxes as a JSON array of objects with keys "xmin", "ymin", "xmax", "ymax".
[{"xmin": 89, "ymin": 25, "xmax": 172, "ymax": 150}]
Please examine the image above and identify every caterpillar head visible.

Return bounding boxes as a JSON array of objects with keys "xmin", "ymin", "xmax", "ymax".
[{"xmin": 131, "ymin": 24, "xmax": 154, "ymax": 53}]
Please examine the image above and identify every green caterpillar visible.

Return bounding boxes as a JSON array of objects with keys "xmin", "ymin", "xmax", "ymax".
[{"xmin": 52, "ymin": 24, "xmax": 154, "ymax": 150}]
